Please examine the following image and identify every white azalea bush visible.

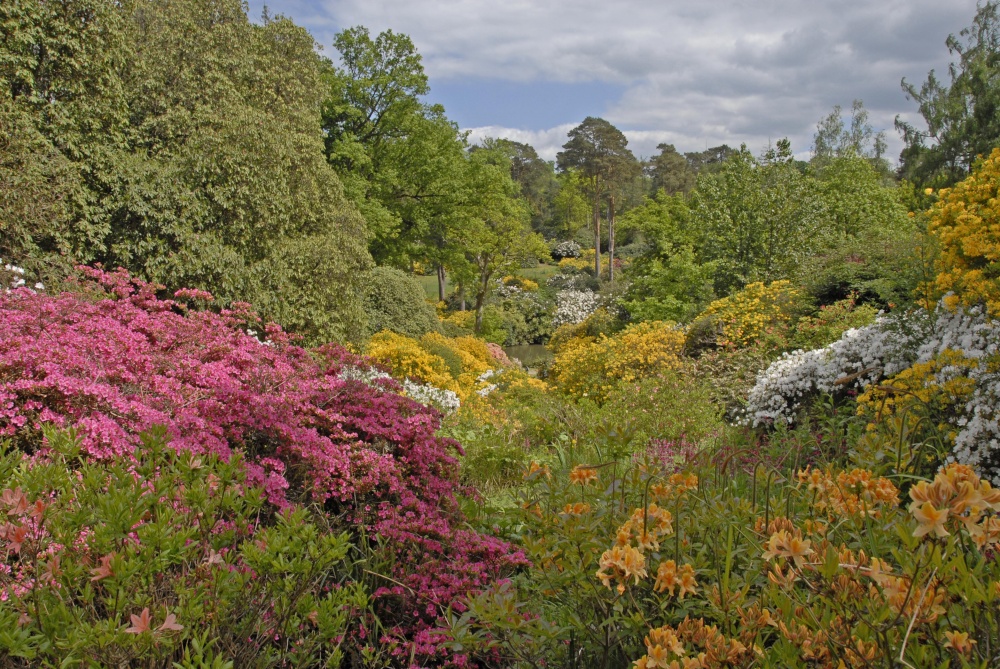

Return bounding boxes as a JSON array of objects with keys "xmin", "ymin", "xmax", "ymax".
[
  {"xmin": 552, "ymin": 290, "xmax": 601, "ymax": 327},
  {"xmin": 744, "ymin": 299, "xmax": 1000, "ymax": 481}
]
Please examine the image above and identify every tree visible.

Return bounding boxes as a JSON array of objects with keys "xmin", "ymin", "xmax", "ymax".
[
  {"xmin": 551, "ymin": 170, "xmax": 591, "ymax": 239},
  {"xmin": 813, "ymin": 100, "xmax": 889, "ymax": 175},
  {"xmin": 647, "ymin": 143, "xmax": 696, "ymax": 195},
  {"xmin": 457, "ymin": 146, "xmax": 547, "ymax": 333},
  {"xmin": 896, "ymin": 1, "xmax": 1000, "ymax": 188},
  {"xmin": 691, "ymin": 141, "xmax": 810, "ymax": 295},
  {"xmin": 474, "ymin": 138, "xmax": 558, "ymax": 233},
  {"xmin": 1, "ymin": 0, "xmax": 374, "ymax": 343},
  {"xmin": 556, "ymin": 117, "xmax": 638, "ymax": 280}
]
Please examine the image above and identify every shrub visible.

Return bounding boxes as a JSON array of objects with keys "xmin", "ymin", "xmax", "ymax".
[
  {"xmin": 365, "ymin": 330, "xmax": 457, "ymax": 393},
  {"xmin": 691, "ymin": 280, "xmax": 802, "ymax": 350},
  {"xmin": 361, "ymin": 266, "xmax": 440, "ymax": 338},
  {"xmin": 551, "ymin": 289, "xmax": 601, "ymax": 327},
  {"xmin": 448, "ymin": 450, "xmax": 1000, "ymax": 669},
  {"xmin": 924, "ymin": 147, "xmax": 1000, "ymax": 316},
  {"xmin": 549, "ymin": 321, "xmax": 686, "ymax": 402},
  {"xmin": 0, "ymin": 270, "xmax": 526, "ymax": 660},
  {"xmin": 0, "ymin": 427, "xmax": 364, "ymax": 667},
  {"xmin": 550, "ymin": 240, "xmax": 582, "ymax": 259},
  {"xmin": 593, "ymin": 372, "xmax": 723, "ymax": 448}
]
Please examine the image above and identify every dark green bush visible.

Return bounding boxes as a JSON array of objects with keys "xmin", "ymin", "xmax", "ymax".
[{"xmin": 361, "ymin": 266, "xmax": 441, "ymax": 338}]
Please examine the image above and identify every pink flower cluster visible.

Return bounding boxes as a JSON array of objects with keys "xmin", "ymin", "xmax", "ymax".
[{"xmin": 0, "ymin": 268, "xmax": 526, "ymax": 658}]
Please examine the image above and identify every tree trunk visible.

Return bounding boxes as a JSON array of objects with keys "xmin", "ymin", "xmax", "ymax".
[
  {"xmin": 608, "ymin": 195, "xmax": 616, "ymax": 283},
  {"xmin": 436, "ymin": 265, "xmax": 446, "ymax": 302},
  {"xmin": 593, "ymin": 191, "xmax": 602, "ymax": 277},
  {"xmin": 474, "ymin": 272, "xmax": 490, "ymax": 334},
  {"xmin": 459, "ymin": 283, "xmax": 466, "ymax": 311}
]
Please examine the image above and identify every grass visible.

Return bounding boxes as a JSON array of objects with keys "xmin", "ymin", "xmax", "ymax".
[{"xmin": 413, "ymin": 264, "xmax": 561, "ymax": 301}]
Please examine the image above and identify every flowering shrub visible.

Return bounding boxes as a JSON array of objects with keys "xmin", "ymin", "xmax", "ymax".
[
  {"xmin": 550, "ymin": 240, "xmax": 582, "ymax": 259},
  {"xmin": 0, "ymin": 427, "xmax": 364, "ymax": 667},
  {"xmin": 924, "ymin": 147, "xmax": 1000, "ymax": 316},
  {"xmin": 502, "ymin": 275, "xmax": 540, "ymax": 292},
  {"xmin": 449, "ymin": 451, "xmax": 1000, "ymax": 669},
  {"xmin": 0, "ymin": 270, "xmax": 525, "ymax": 661},
  {"xmin": 550, "ymin": 321, "xmax": 686, "ymax": 402},
  {"xmin": 551, "ymin": 289, "xmax": 601, "ymax": 327},
  {"xmin": 692, "ymin": 280, "xmax": 801, "ymax": 349},
  {"xmin": 365, "ymin": 330, "xmax": 459, "ymax": 393}
]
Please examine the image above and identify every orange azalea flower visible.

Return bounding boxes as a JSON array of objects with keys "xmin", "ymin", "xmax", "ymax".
[
  {"xmin": 943, "ymin": 630, "xmax": 976, "ymax": 654},
  {"xmin": 125, "ymin": 608, "xmax": 152, "ymax": 634},
  {"xmin": 677, "ymin": 564, "xmax": 698, "ymax": 600},
  {"xmin": 911, "ymin": 501, "xmax": 950, "ymax": 538},
  {"xmin": 569, "ymin": 465, "xmax": 598, "ymax": 485}
]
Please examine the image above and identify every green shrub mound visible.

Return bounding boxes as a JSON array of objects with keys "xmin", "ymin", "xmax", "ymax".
[{"xmin": 361, "ymin": 266, "xmax": 441, "ymax": 338}]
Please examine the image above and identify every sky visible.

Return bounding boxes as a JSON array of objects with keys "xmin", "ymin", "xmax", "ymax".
[{"xmin": 247, "ymin": 0, "xmax": 981, "ymax": 164}]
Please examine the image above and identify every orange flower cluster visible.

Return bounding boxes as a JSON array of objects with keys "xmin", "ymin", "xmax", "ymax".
[
  {"xmin": 597, "ymin": 545, "xmax": 647, "ymax": 594},
  {"xmin": 650, "ymin": 473, "xmax": 699, "ymax": 501},
  {"xmin": 561, "ymin": 502, "xmax": 592, "ymax": 516},
  {"xmin": 761, "ymin": 529, "xmax": 813, "ymax": 567},
  {"xmin": 772, "ymin": 617, "xmax": 877, "ymax": 668},
  {"xmin": 524, "ymin": 461, "xmax": 552, "ymax": 481},
  {"xmin": 633, "ymin": 617, "xmax": 754, "ymax": 669},
  {"xmin": 597, "ymin": 503, "xmax": 674, "ymax": 594},
  {"xmin": 797, "ymin": 466, "xmax": 900, "ymax": 518},
  {"xmin": 908, "ymin": 463, "xmax": 1000, "ymax": 546},
  {"xmin": 568, "ymin": 465, "xmax": 599, "ymax": 486},
  {"xmin": 653, "ymin": 560, "xmax": 697, "ymax": 599}
]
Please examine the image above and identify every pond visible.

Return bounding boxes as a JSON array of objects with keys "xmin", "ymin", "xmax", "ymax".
[{"xmin": 503, "ymin": 344, "xmax": 552, "ymax": 370}]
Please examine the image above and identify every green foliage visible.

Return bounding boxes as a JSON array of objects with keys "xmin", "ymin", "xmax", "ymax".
[
  {"xmin": 897, "ymin": 1, "xmax": 1000, "ymax": 188},
  {"xmin": 361, "ymin": 266, "xmax": 440, "ymax": 338},
  {"xmin": 691, "ymin": 142, "xmax": 810, "ymax": 296},
  {"xmin": 1, "ymin": 0, "xmax": 373, "ymax": 343},
  {"xmin": 0, "ymin": 427, "xmax": 362, "ymax": 667},
  {"xmin": 591, "ymin": 372, "xmax": 723, "ymax": 448}
]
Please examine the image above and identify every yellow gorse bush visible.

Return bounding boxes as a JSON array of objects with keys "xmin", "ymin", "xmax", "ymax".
[
  {"xmin": 549, "ymin": 320, "xmax": 686, "ymax": 402},
  {"xmin": 697, "ymin": 280, "xmax": 800, "ymax": 348},
  {"xmin": 925, "ymin": 147, "xmax": 1000, "ymax": 316}
]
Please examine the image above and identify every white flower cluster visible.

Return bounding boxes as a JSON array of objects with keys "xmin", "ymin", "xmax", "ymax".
[
  {"xmin": 476, "ymin": 368, "xmax": 499, "ymax": 397},
  {"xmin": 551, "ymin": 240, "xmax": 582, "ymax": 259},
  {"xmin": 338, "ymin": 365, "xmax": 393, "ymax": 386},
  {"xmin": 552, "ymin": 289, "xmax": 600, "ymax": 327},
  {"xmin": 2, "ymin": 260, "xmax": 44, "ymax": 293},
  {"xmin": 338, "ymin": 364, "xmax": 461, "ymax": 413},
  {"xmin": 743, "ymin": 309, "xmax": 932, "ymax": 426},
  {"xmin": 401, "ymin": 378, "xmax": 461, "ymax": 413},
  {"xmin": 744, "ymin": 300, "xmax": 1000, "ymax": 482}
]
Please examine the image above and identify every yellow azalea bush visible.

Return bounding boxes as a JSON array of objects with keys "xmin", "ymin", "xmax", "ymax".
[
  {"xmin": 694, "ymin": 280, "xmax": 801, "ymax": 349},
  {"xmin": 549, "ymin": 320, "xmax": 686, "ymax": 402},
  {"xmin": 365, "ymin": 330, "xmax": 458, "ymax": 392},
  {"xmin": 502, "ymin": 275, "xmax": 540, "ymax": 291},
  {"xmin": 924, "ymin": 147, "xmax": 1000, "ymax": 316},
  {"xmin": 365, "ymin": 330, "xmax": 503, "ymax": 400}
]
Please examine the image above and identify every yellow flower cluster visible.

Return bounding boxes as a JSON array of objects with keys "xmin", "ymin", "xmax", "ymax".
[
  {"xmin": 856, "ymin": 349, "xmax": 977, "ymax": 430},
  {"xmin": 364, "ymin": 330, "xmax": 502, "ymax": 399},
  {"xmin": 908, "ymin": 463, "xmax": 1000, "ymax": 546},
  {"xmin": 365, "ymin": 331, "xmax": 458, "ymax": 392},
  {"xmin": 797, "ymin": 466, "xmax": 900, "ymax": 518},
  {"xmin": 550, "ymin": 321, "xmax": 686, "ymax": 402},
  {"xmin": 923, "ymin": 148, "xmax": 1000, "ymax": 316},
  {"xmin": 650, "ymin": 473, "xmax": 699, "ymax": 502},
  {"xmin": 634, "ymin": 617, "xmax": 754, "ymax": 669},
  {"xmin": 697, "ymin": 280, "xmax": 799, "ymax": 348},
  {"xmin": 502, "ymin": 275, "xmax": 539, "ymax": 291}
]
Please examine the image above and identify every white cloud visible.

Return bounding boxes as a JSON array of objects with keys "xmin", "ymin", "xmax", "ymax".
[{"xmin": 255, "ymin": 0, "xmax": 982, "ymax": 160}]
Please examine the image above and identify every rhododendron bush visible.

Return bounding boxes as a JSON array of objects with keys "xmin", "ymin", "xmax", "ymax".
[{"xmin": 0, "ymin": 268, "xmax": 526, "ymax": 662}]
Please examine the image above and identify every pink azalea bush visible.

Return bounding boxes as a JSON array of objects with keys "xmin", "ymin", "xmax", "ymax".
[{"xmin": 0, "ymin": 268, "xmax": 526, "ymax": 663}]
